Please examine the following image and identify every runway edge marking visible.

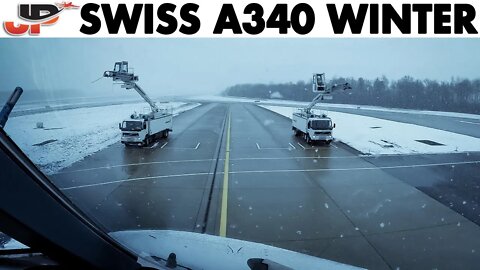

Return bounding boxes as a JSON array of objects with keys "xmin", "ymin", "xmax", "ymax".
[{"xmin": 219, "ymin": 113, "xmax": 231, "ymax": 237}]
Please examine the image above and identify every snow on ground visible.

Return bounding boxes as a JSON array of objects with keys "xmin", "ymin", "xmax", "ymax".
[
  {"xmin": 263, "ymin": 99, "xmax": 480, "ymax": 120},
  {"xmin": 188, "ymin": 95, "xmax": 480, "ymax": 120},
  {"xmin": 12, "ymin": 96, "xmax": 140, "ymax": 113},
  {"xmin": 2, "ymin": 239, "xmax": 28, "ymax": 250},
  {"xmin": 5, "ymin": 102, "xmax": 200, "ymax": 174},
  {"xmin": 261, "ymin": 105, "xmax": 480, "ymax": 155}
]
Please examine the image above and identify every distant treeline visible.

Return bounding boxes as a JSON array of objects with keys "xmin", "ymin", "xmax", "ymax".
[
  {"xmin": 223, "ymin": 76, "xmax": 480, "ymax": 114},
  {"xmin": 0, "ymin": 89, "xmax": 86, "ymax": 104}
]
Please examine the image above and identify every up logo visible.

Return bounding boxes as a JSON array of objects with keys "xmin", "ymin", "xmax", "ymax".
[{"xmin": 3, "ymin": 2, "xmax": 79, "ymax": 36}]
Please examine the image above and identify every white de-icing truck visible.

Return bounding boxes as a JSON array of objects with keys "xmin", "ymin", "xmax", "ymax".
[
  {"xmin": 103, "ymin": 61, "xmax": 173, "ymax": 146},
  {"xmin": 292, "ymin": 73, "xmax": 351, "ymax": 144},
  {"xmin": 119, "ymin": 110, "xmax": 172, "ymax": 146},
  {"xmin": 292, "ymin": 111, "xmax": 335, "ymax": 144}
]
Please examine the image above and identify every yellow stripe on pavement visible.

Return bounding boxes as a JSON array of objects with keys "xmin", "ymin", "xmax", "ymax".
[{"xmin": 219, "ymin": 113, "xmax": 231, "ymax": 237}]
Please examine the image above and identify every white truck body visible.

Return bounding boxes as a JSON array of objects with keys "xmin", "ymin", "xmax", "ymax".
[
  {"xmin": 103, "ymin": 61, "xmax": 176, "ymax": 147},
  {"xmin": 292, "ymin": 111, "xmax": 334, "ymax": 143},
  {"xmin": 290, "ymin": 72, "xmax": 348, "ymax": 144},
  {"xmin": 120, "ymin": 111, "xmax": 172, "ymax": 146}
]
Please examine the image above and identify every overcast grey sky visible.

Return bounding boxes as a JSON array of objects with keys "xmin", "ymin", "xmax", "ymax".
[{"xmin": 1, "ymin": 39, "xmax": 479, "ymax": 97}]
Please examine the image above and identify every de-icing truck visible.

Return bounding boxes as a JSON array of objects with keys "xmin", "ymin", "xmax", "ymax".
[
  {"xmin": 103, "ymin": 61, "xmax": 173, "ymax": 146},
  {"xmin": 292, "ymin": 73, "xmax": 351, "ymax": 144}
]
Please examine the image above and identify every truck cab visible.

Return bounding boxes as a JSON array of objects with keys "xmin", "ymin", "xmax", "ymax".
[
  {"xmin": 292, "ymin": 112, "xmax": 335, "ymax": 144},
  {"xmin": 119, "ymin": 111, "xmax": 172, "ymax": 146},
  {"xmin": 119, "ymin": 118, "xmax": 147, "ymax": 146},
  {"xmin": 306, "ymin": 116, "xmax": 335, "ymax": 143}
]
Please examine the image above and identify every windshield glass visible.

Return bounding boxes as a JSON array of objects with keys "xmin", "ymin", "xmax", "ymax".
[
  {"xmin": 122, "ymin": 121, "xmax": 143, "ymax": 131},
  {"xmin": 2, "ymin": 39, "xmax": 480, "ymax": 270},
  {"xmin": 310, "ymin": 119, "xmax": 331, "ymax": 129},
  {"xmin": 317, "ymin": 74, "xmax": 325, "ymax": 84}
]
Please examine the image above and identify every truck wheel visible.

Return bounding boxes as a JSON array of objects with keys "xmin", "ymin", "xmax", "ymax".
[
  {"xmin": 325, "ymin": 140, "xmax": 332, "ymax": 145},
  {"xmin": 163, "ymin": 130, "xmax": 169, "ymax": 138},
  {"xmin": 293, "ymin": 128, "xmax": 300, "ymax": 136},
  {"xmin": 304, "ymin": 134, "xmax": 311, "ymax": 144}
]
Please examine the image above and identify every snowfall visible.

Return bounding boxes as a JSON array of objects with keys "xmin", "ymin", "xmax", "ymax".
[
  {"xmin": 260, "ymin": 105, "xmax": 480, "ymax": 155},
  {"xmin": 188, "ymin": 95, "xmax": 480, "ymax": 120},
  {"xmin": 4, "ymin": 94, "xmax": 480, "ymax": 175},
  {"xmin": 5, "ymin": 102, "xmax": 199, "ymax": 174},
  {"xmin": 187, "ymin": 95, "xmax": 480, "ymax": 155}
]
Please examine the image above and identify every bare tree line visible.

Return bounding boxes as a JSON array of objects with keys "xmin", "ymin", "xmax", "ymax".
[{"xmin": 223, "ymin": 76, "xmax": 480, "ymax": 114}]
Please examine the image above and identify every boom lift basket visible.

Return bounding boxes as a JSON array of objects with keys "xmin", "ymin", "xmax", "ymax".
[{"xmin": 312, "ymin": 73, "xmax": 327, "ymax": 93}]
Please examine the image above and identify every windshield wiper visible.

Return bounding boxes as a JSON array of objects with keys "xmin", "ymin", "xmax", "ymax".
[
  {"xmin": 149, "ymin": 253, "xmax": 192, "ymax": 269},
  {"xmin": 0, "ymin": 87, "xmax": 23, "ymax": 129},
  {"xmin": 248, "ymin": 258, "xmax": 293, "ymax": 270}
]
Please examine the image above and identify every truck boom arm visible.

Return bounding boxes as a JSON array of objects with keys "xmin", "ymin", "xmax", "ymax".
[
  {"xmin": 123, "ymin": 82, "xmax": 159, "ymax": 112},
  {"xmin": 103, "ymin": 61, "xmax": 159, "ymax": 113},
  {"xmin": 304, "ymin": 83, "xmax": 351, "ymax": 114},
  {"xmin": 304, "ymin": 93, "xmax": 325, "ymax": 113}
]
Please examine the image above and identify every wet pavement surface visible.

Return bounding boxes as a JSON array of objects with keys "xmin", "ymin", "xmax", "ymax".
[{"xmin": 50, "ymin": 103, "xmax": 480, "ymax": 270}]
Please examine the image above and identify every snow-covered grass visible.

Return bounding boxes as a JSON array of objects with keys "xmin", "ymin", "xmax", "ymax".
[
  {"xmin": 190, "ymin": 95, "xmax": 480, "ymax": 120},
  {"xmin": 261, "ymin": 105, "xmax": 480, "ymax": 155},
  {"xmin": 12, "ymin": 96, "xmax": 140, "ymax": 113},
  {"xmin": 265, "ymin": 99, "xmax": 480, "ymax": 120},
  {"xmin": 2, "ymin": 239, "xmax": 28, "ymax": 250},
  {"xmin": 319, "ymin": 102, "xmax": 480, "ymax": 120},
  {"xmin": 5, "ymin": 102, "xmax": 200, "ymax": 174}
]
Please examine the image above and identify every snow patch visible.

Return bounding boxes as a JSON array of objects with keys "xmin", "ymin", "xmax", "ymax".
[
  {"xmin": 269, "ymin": 91, "xmax": 283, "ymax": 99},
  {"xmin": 2, "ymin": 239, "xmax": 28, "ymax": 250},
  {"xmin": 5, "ymin": 102, "xmax": 200, "ymax": 174},
  {"xmin": 188, "ymin": 95, "xmax": 480, "ymax": 120},
  {"xmin": 260, "ymin": 105, "xmax": 480, "ymax": 155}
]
